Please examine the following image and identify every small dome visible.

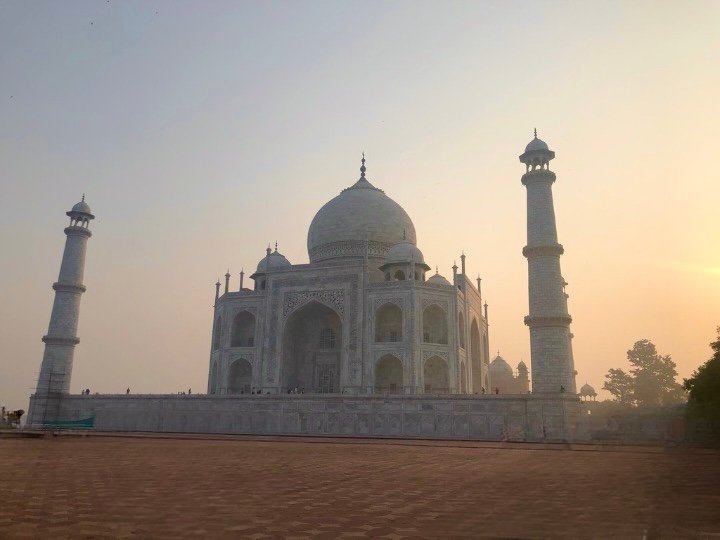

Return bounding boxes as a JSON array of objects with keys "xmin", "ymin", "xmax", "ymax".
[
  {"xmin": 525, "ymin": 137, "xmax": 549, "ymax": 153},
  {"xmin": 580, "ymin": 383, "xmax": 596, "ymax": 397},
  {"xmin": 255, "ymin": 249, "xmax": 291, "ymax": 273},
  {"xmin": 517, "ymin": 361, "xmax": 528, "ymax": 373},
  {"xmin": 385, "ymin": 241, "xmax": 426, "ymax": 265},
  {"xmin": 427, "ymin": 271, "xmax": 452, "ymax": 287},
  {"xmin": 490, "ymin": 355, "xmax": 513, "ymax": 376},
  {"xmin": 71, "ymin": 200, "xmax": 92, "ymax": 214}
]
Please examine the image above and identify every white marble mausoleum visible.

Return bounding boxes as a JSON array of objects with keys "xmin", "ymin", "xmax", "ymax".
[{"xmin": 208, "ymin": 155, "xmax": 490, "ymax": 397}]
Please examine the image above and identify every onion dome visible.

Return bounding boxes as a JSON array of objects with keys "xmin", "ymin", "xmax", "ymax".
[
  {"xmin": 517, "ymin": 360, "xmax": 528, "ymax": 375},
  {"xmin": 490, "ymin": 355, "xmax": 513, "ymax": 376},
  {"xmin": 580, "ymin": 383, "xmax": 597, "ymax": 397},
  {"xmin": 307, "ymin": 155, "xmax": 416, "ymax": 263},
  {"xmin": 254, "ymin": 245, "xmax": 291, "ymax": 274},
  {"xmin": 426, "ymin": 268, "xmax": 452, "ymax": 287}
]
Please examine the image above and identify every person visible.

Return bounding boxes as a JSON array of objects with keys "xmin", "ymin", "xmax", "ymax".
[
  {"xmin": 560, "ymin": 385, "xmax": 565, "ymax": 393},
  {"xmin": 126, "ymin": 387, "xmax": 130, "ymax": 395},
  {"xmin": 495, "ymin": 387, "xmax": 499, "ymax": 394},
  {"xmin": 188, "ymin": 388, "xmax": 192, "ymax": 394},
  {"xmin": 481, "ymin": 387, "xmax": 486, "ymax": 395}
]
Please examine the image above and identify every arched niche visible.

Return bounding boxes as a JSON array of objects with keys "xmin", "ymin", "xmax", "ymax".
[
  {"xmin": 422, "ymin": 304, "xmax": 448, "ymax": 344},
  {"xmin": 375, "ymin": 303, "xmax": 402, "ymax": 343},
  {"xmin": 209, "ymin": 362, "xmax": 219, "ymax": 394},
  {"xmin": 458, "ymin": 312, "xmax": 466, "ymax": 349},
  {"xmin": 424, "ymin": 356, "xmax": 449, "ymax": 393},
  {"xmin": 230, "ymin": 311, "xmax": 256, "ymax": 347},
  {"xmin": 393, "ymin": 270, "xmax": 406, "ymax": 281},
  {"xmin": 281, "ymin": 301, "xmax": 342, "ymax": 394},
  {"xmin": 374, "ymin": 355, "xmax": 403, "ymax": 394},
  {"xmin": 212, "ymin": 316, "xmax": 222, "ymax": 351},
  {"xmin": 227, "ymin": 358, "xmax": 252, "ymax": 394},
  {"xmin": 470, "ymin": 319, "xmax": 482, "ymax": 393}
]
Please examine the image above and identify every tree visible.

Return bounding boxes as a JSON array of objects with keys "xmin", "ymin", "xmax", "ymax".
[
  {"xmin": 603, "ymin": 339, "xmax": 685, "ymax": 407},
  {"xmin": 627, "ymin": 340, "xmax": 685, "ymax": 406},
  {"xmin": 684, "ymin": 327, "xmax": 720, "ymax": 440},
  {"xmin": 603, "ymin": 368, "xmax": 634, "ymax": 405}
]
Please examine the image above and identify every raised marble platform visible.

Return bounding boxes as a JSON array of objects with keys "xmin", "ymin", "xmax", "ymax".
[{"xmin": 27, "ymin": 393, "xmax": 588, "ymax": 441}]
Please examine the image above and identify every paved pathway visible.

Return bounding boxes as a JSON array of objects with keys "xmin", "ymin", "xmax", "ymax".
[{"xmin": 1, "ymin": 434, "xmax": 718, "ymax": 538}]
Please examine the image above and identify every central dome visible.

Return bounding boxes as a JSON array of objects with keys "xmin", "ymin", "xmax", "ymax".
[{"xmin": 307, "ymin": 162, "xmax": 416, "ymax": 263}]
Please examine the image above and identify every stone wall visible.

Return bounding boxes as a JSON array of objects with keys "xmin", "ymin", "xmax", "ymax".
[{"xmin": 31, "ymin": 394, "xmax": 589, "ymax": 442}]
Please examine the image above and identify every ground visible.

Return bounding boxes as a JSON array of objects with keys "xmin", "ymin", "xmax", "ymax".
[{"xmin": 1, "ymin": 434, "xmax": 718, "ymax": 539}]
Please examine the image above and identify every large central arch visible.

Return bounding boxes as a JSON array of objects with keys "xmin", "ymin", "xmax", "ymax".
[{"xmin": 281, "ymin": 301, "xmax": 342, "ymax": 394}]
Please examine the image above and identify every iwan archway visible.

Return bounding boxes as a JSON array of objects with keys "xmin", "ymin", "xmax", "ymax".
[{"xmin": 281, "ymin": 301, "xmax": 342, "ymax": 394}]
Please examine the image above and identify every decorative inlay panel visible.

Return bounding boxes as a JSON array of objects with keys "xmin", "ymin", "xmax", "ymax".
[
  {"xmin": 373, "ymin": 296, "xmax": 404, "ymax": 310},
  {"xmin": 422, "ymin": 348, "xmax": 449, "ymax": 363},
  {"xmin": 309, "ymin": 240, "xmax": 393, "ymax": 262},
  {"xmin": 283, "ymin": 289, "xmax": 345, "ymax": 318},
  {"xmin": 421, "ymin": 297, "xmax": 449, "ymax": 312}
]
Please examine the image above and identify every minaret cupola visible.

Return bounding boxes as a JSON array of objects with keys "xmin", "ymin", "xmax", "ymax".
[
  {"xmin": 66, "ymin": 194, "xmax": 95, "ymax": 228},
  {"xmin": 519, "ymin": 129, "xmax": 555, "ymax": 172}
]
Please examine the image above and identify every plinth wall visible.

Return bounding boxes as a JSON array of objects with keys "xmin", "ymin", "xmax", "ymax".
[{"xmin": 29, "ymin": 394, "xmax": 589, "ymax": 441}]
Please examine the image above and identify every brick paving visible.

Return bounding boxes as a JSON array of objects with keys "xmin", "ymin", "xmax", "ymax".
[{"xmin": 0, "ymin": 435, "xmax": 718, "ymax": 539}]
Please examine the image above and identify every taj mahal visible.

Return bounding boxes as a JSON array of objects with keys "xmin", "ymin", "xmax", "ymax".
[{"xmin": 27, "ymin": 133, "xmax": 585, "ymax": 441}]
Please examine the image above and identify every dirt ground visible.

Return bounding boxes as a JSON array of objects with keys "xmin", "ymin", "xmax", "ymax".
[{"xmin": 0, "ymin": 434, "xmax": 718, "ymax": 539}]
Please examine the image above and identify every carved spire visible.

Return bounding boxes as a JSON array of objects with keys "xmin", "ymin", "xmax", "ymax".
[{"xmin": 360, "ymin": 152, "xmax": 366, "ymax": 178}]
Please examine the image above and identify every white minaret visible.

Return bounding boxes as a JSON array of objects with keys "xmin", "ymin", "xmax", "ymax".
[
  {"xmin": 519, "ymin": 132, "xmax": 576, "ymax": 394},
  {"xmin": 28, "ymin": 197, "xmax": 94, "ymax": 424}
]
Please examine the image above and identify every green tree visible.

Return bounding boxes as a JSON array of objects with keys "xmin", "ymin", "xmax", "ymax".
[
  {"xmin": 684, "ymin": 327, "xmax": 720, "ymax": 440},
  {"xmin": 602, "ymin": 368, "xmax": 634, "ymax": 405},
  {"xmin": 603, "ymin": 339, "xmax": 685, "ymax": 407}
]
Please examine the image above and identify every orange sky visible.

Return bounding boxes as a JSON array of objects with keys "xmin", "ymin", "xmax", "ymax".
[{"xmin": 1, "ymin": 2, "xmax": 719, "ymax": 409}]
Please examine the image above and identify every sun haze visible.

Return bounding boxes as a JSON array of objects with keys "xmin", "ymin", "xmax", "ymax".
[{"xmin": 1, "ymin": 1, "xmax": 719, "ymax": 409}]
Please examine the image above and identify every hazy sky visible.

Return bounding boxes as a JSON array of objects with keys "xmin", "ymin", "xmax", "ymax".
[{"xmin": 1, "ymin": 1, "xmax": 719, "ymax": 409}]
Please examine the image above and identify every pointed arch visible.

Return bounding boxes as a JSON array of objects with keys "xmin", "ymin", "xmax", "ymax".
[
  {"xmin": 212, "ymin": 316, "xmax": 222, "ymax": 351},
  {"xmin": 423, "ymin": 304, "xmax": 448, "ymax": 344},
  {"xmin": 209, "ymin": 362, "xmax": 219, "ymax": 394},
  {"xmin": 375, "ymin": 302, "xmax": 403, "ymax": 343},
  {"xmin": 281, "ymin": 301, "xmax": 342, "ymax": 394},
  {"xmin": 470, "ymin": 318, "xmax": 482, "ymax": 393},
  {"xmin": 375, "ymin": 355, "xmax": 403, "ymax": 394},
  {"xmin": 230, "ymin": 310, "xmax": 256, "ymax": 347},
  {"xmin": 227, "ymin": 358, "xmax": 252, "ymax": 394},
  {"xmin": 424, "ymin": 356, "xmax": 449, "ymax": 393},
  {"xmin": 458, "ymin": 312, "xmax": 466, "ymax": 349}
]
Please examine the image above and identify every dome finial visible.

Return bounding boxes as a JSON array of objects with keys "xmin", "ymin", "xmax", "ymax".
[
  {"xmin": 82, "ymin": 193, "xmax": 85, "ymax": 202},
  {"xmin": 534, "ymin": 128, "xmax": 537, "ymax": 139},
  {"xmin": 360, "ymin": 152, "xmax": 366, "ymax": 178},
  {"xmin": 274, "ymin": 241, "xmax": 278, "ymax": 252}
]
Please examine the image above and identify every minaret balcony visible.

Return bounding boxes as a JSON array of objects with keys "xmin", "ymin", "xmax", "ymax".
[
  {"xmin": 52, "ymin": 282, "xmax": 87, "ymax": 293},
  {"xmin": 522, "ymin": 244, "xmax": 564, "ymax": 258},
  {"xmin": 524, "ymin": 315, "xmax": 572, "ymax": 327}
]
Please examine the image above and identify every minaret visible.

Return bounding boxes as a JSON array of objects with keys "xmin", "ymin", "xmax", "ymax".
[
  {"xmin": 29, "ymin": 197, "xmax": 94, "ymax": 423},
  {"xmin": 519, "ymin": 131, "xmax": 576, "ymax": 393}
]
